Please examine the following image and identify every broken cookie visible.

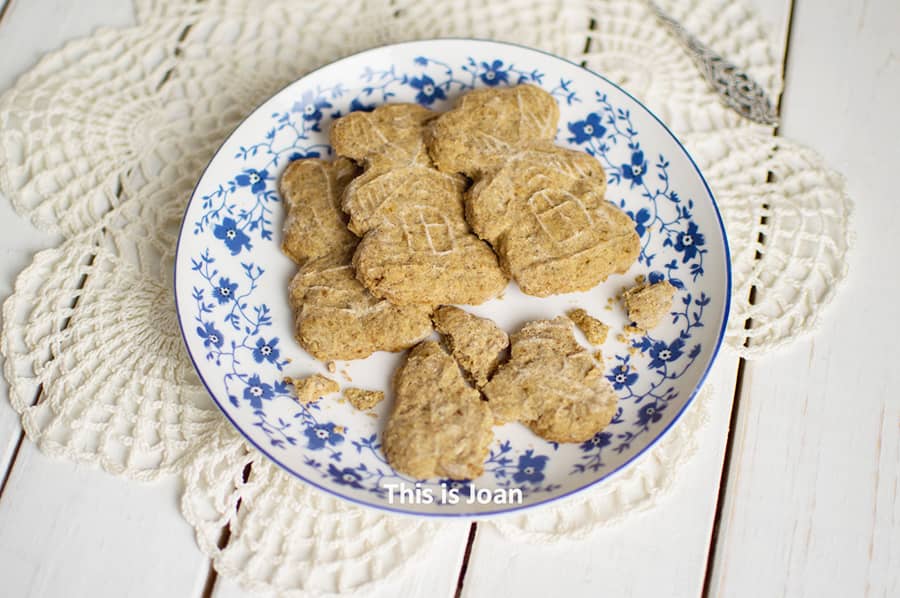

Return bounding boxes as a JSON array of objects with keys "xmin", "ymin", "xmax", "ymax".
[
  {"xmin": 288, "ymin": 373, "xmax": 339, "ymax": 405},
  {"xmin": 567, "ymin": 308, "xmax": 610, "ymax": 345},
  {"xmin": 279, "ymin": 156, "xmax": 359, "ymax": 264},
  {"xmin": 467, "ymin": 145, "xmax": 640, "ymax": 296},
  {"xmin": 384, "ymin": 341, "xmax": 494, "ymax": 480},
  {"xmin": 288, "ymin": 246, "xmax": 432, "ymax": 361},
  {"xmin": 343, "ymin": 388, "xmax": 385, "ymax": 411},
  {"xmin": 433, "ymin": 306, "xmax": 509, "ymax": 386},
  {"xmin": 483, "ymin": 317, "xmax": 618, "ymax": 443},
  {"xmin": 426, "ymin": 84, "xmax": 559, "ymax": 176},
  {"xmin": 622, "ymin": 280, "xmax": 676, "ymax": 330}
]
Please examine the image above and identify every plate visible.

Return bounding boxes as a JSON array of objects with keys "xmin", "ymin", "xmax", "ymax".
[{"xmin": 174, "ymin": 39, "xmax": 730, "ymax": 517}]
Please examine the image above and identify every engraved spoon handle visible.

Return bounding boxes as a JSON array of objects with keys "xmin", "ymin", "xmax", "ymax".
[{"xmin": 645, "ymin": 0, "xmax": 779, "ymax": 126}]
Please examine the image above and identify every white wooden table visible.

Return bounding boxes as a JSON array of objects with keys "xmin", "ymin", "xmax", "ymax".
[{"xmin": 0, "ymin": 1, "xmax": 897, "ymax": 596}]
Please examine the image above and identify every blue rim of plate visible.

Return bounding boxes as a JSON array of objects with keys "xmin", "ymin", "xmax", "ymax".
[{"xmin": 173, "ymin": 38, "xmax": 732, "ymax": 518}]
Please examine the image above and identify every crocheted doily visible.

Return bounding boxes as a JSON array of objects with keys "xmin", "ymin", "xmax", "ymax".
[{"xmin": 0, "ymin": 0, "xmax": 853, "ymax": 595}]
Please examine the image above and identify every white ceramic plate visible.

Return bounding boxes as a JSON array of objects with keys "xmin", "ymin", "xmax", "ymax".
[{"xmin": 175, "ymin": 39, "xmax": 731, "ymax": 517}]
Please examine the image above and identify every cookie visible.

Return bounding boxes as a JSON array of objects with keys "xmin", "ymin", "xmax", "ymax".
[
  {"xmin": 467, "ymin": 145, "xmax": 640, "ymax": 296},
  {"xmin": 352, "ymin": 203, "xmax": 508, "ymax": 305},
  {"xmin": 341, "ymin": 165, "xmax": 467, "ymax": 236},
  {"xmin": 426, "ymin": 84, "xmax": 559, "ymax": 176},
  {"xmin": 567, "ymin": 308, "xmax": 610, "ymax": 345},
  {"xmin": 483, "ymin": 317, "xmax": 618, "ymax": 443},
  {"xmin": 331, "ymin": 103, "xmax": 435, "ymax": 171},
  {"xmin": 288, "ymin": 373, "xmax": 339, "ymax": 405},
  {"xmin": 279, "ymin": 157, "xmax": 359, "ymax": 264},
  {"xmin": 622, "ymin": 280, "xmax": 676, "ymax": 330},
  {"xmin": 343, "ymin": 388, "xmax": 385, "ymax": 411},
  {"xmin": 384, "ymin": 341, "xmax": 494, "ymax": 479},
  {"xmin": 333, "ymin": 104, "xmax": 508, "ymax": 306},
  {"xmin": 433, "ymin": 306, "xmax": 509, "ymax": 386},
  {"xmin": 288, "ymin": 246, "xmax": 433, "ymax": 360}
]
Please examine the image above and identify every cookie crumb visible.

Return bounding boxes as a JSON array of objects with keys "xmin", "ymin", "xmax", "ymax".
[
  {"xmin": 291, "ymin": 374, "xmax": 339, "ymax": 405},
  {"xmin": 593, "ymin": 349, "xmax": 604, "ymax": 364},
  {"xmin": 622, "ymin": 281, "xmax": 677, "ymax": 330},
  {"xmin": 340, "ymin": 368, "xmax": 353, "ymax": 382},
  {"xmin": 566, "ymin": 308, "xmax": 610, "ymax": 345},
  {"xmin": 327, "ymin": 361, "xmax": 337, "ymax": 373},
  {"xmin": 344, "ymin": 388, "xmax": 385, "ymax": 411}
]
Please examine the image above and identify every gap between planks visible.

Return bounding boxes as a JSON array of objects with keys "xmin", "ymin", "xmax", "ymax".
[
  {"xmin": 0, "ymin": 0, "xmax": 17, "ymax": 501},
  {"xmin": 0, "ymin": 0, "xmax": 12, "ymax": 29},
  {"xmin": 700, "ymin": 1, "xmax": 797, "ymax": 595},
  {"xmin": 453, "ymin": 522, "xmax": 479, "ymax": 598}
]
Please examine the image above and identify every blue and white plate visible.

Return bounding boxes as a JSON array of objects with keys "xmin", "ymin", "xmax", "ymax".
[{"xmin": 174, "ymin": 39, "xmax": 730, "ymax": 517}]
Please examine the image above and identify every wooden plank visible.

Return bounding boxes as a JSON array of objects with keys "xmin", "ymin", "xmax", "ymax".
[
  {"xmin": 209, "ymin": 521, "xmax": 473, "ymax": 598},
  {"xmin": 459, "ymin": 2, "xmax": 793, "ymax": 596},
  {"xmin": 0, "ymin": 440, "xmax": 210, "ymax": 597},
  {"xmin": 707, "ymin": 0, "xmax": 900, "ymax": 596}
]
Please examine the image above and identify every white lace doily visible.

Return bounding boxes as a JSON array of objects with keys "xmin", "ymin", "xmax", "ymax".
[{"xmin": 0, "ymin": 0, "xmax": 853, "ymax": 595}]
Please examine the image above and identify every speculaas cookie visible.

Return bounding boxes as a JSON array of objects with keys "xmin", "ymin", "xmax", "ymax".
[
  {"xmin": 331, "ymin": 103, "xmax": 435, "ymax": 171},
  {"xmin": 425, "ymin": 84, "xmax": 559, "ymax": 177},
  {"xmin": 280, "ymin": 156, "xmax": 359, "ymax": 264},
  {"xmin": 384, "ymin": 341, "xmax": 494, "ymax": 479},
  {"xmin": 467, "ymin": 145, "xmax": 640, "ymax": 296},
  {"xmin": 288, "ymin": 245, "xmax": 432, "ymax": 361}
]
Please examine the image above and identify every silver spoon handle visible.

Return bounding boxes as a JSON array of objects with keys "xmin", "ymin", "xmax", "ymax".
[{"xmin": 646, "ymin": 1, "xmax": 779, "ymax": 126}]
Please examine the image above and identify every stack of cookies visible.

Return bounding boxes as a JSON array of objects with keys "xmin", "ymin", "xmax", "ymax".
[{"xmin": 280, "ymin": 84, "xmax": 672, "ymax": 480}]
